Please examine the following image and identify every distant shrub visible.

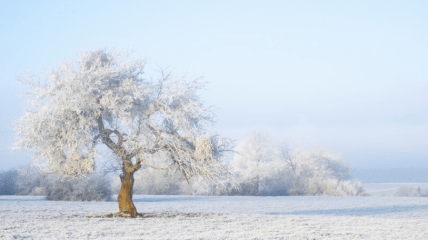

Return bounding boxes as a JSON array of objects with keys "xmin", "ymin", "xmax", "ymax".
[
  {"xmin": 6, "ymin": 165, "xmax": 112, "ymax": 201},
  {"xmin": 0, "ymin": 169, "xmax": 17, "ymax": 195},
  {"xmin": 335, "ymin": 180, "xmax": 366, "ymax": 196},
  {"xmin": 12, "ymin": 165, "xmax": 112, "ymax": 201},
  {"xmin": 393, "ymin": 186, "xmax": 428, "ymax": 197},
  {"xmin": 44, "ymin": 172, "xmax": 112, "ymax": 201},
  {"xmin": 15, "ymin": 166, "xmax": 46, "ymax": 195}
]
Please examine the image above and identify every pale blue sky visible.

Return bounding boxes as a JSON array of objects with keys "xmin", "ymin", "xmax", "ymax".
[{"xmin": 1, "ymin": 0, "xmax": 427, "ymax": 170}]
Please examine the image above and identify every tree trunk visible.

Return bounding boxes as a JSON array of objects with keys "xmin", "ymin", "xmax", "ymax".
[{"xmin": 117, "ymin": 172, "xmax": 138, "ymax": 217}]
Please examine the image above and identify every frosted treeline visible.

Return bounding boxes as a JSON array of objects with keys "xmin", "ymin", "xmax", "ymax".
[
  {"xmin": 0, "ymin": 166, "xmax": 111, "ymax": 201},
  {"xmin": 2, "ymin": 131, "xmax": 369, "ymax": 197},
  {"xmin": 230, "ymin": 132, "xmax": 365, "ymax": 196},
  {"xmin": 43, "ymin": 173, "xmax": 112, "ymax": 201},
  {"xmin": 113, "ymin": 132, "xmax": 366, "ymax": 196}
]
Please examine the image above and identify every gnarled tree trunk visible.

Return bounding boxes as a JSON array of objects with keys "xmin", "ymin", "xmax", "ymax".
[{"xmin": 117, "ymin": 172, "xmax": 138, "ymax": 217}]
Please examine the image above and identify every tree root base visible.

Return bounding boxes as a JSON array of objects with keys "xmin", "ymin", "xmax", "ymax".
[{"xmin": 86, "ymin": 212, "xmax": 144, "ymax": 218}]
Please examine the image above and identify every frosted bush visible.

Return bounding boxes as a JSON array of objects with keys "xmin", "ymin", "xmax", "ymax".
[
  {"xmin": 257, "ymin": 170, "xmax": 289, "ymax": 196},
  {"xmin": 44, "ymin": 173, "xmax": 112, "ymax": 201},
  {"xmin": 300, "ymin": 178, "xmax": 365, "ymax": 196},
  {"xmin": 15, "ymin": 165, "xmax": 46, "ymax": 195},
  {"xmin": 12, "ymin": 165, "xmax": 113, "ymax": 200},
  {"xmin": 336, "ymin": 180, "xmax": 366, "ymax": 196}
]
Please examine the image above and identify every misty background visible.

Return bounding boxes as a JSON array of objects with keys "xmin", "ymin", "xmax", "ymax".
[{"xmin": 1, "ymin": 1, "xmax": 427, "ymax": 182}]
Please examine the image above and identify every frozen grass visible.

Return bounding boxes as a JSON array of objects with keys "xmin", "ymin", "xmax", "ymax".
[{"xmin": 1, "ymin": 195, "xmax": 428, "ymax": 239}]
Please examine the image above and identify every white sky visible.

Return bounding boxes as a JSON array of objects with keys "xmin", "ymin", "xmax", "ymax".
[{"xmin": 0, "ymin": 1, "xmax": 427, "ymax": 170}]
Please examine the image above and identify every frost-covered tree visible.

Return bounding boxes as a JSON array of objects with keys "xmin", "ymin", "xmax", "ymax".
[
  {"xmin": 231, "ymin": 131, "xmax": 275, "ymax": 195},
  {"xmin": 14, "ymin": 49, "xmax": 231, "ymax": 217}
]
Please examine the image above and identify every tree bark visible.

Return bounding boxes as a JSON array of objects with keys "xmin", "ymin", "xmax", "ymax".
[{"xmin": 117, "ymin": 172, "xmax": 138, "ymax": 217}]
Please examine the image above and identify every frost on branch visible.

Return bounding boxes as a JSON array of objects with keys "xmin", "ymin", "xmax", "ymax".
[
  {"xmin": 13, "ymin": 48, "xmax": 231, "ymax": 181},
  {"xmin": 193, "ymin": 136, "xmax": 212, "ymax": 161}
]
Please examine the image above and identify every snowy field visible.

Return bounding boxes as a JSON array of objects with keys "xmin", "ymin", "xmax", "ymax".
[{"xmin": 2, "ymin": 194, "xmax": 428, "ymax": 239}]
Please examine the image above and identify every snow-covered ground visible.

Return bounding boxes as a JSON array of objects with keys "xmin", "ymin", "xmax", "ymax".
[{"xmin": 2, "ymin": 194, "xmax": 428, "ymax": 239}]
